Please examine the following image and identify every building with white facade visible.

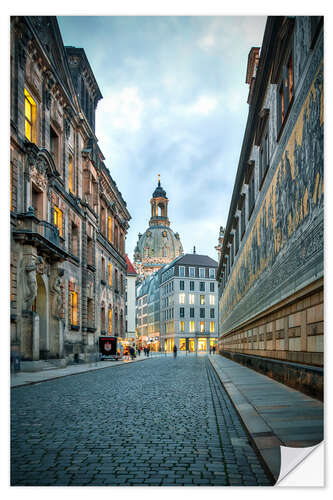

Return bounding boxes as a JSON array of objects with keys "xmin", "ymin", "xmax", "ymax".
[{"xmin": 160, "ymin": 253, "xmax": 218, "ymax": 353}]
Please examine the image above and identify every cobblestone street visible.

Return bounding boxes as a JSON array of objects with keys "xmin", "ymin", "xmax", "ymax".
[{"xmin": 11, "ymin": 355, "xmax": 273, "ymax": 486}]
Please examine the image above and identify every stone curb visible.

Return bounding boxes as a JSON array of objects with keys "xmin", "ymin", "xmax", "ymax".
[
  {"xmin": 10, "ymin": 356, "xmax": 156, "ymax": 388},
  {"xmin": 208, "ymin": 355, "xmax": 280, "ymax": 483}
]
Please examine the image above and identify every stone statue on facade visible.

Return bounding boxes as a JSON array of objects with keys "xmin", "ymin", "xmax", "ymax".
[
  {"xmin": 24, "ymin": 260, "xmax": 38, "ymax": 310},
  {"xmin": 51, "ymin": 268, "xmax": 64, "ymax": 318}
]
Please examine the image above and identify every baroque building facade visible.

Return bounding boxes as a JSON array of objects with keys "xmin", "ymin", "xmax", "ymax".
[
  {"xmin": 133, "ymin": 176, "xmax": 183, "ymax": 280},
  {"xmin": 216, "ymin": 17, "xmax": 323, "ymax": 398},
  {"xmin": 10, "ymin": 16, "xmax": 131, "ymax": 366}
]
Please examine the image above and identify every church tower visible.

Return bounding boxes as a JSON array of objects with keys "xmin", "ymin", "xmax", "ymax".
[
  {"xmin": 133, "ymin": 176, "xmax": 183, "ymax": 280},
  {"xmin": 149, "ymin": 174, "xmax": 170, "ymax": 227}
]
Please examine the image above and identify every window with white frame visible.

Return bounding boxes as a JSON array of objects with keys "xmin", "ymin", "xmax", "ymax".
[
  {"xmin": 189, "ymin": 267, "xmax": 195, "ymax": 277},
  {"xmin": 179, "ymin": 293, "xmax": 185, "ymax": 304},
  {"xmin": 209, "ymin": 268, "xmax": 215, "ymax": 279},
  {"xmin": 179, "ymin": 266, "xmax": 185, "ymax": 277},
  {"xmin": 199, "ymin": 268, "xmax": 205, "ymax": 278}
]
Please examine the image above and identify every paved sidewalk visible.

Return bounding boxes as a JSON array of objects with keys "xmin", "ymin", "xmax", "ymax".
[
  {"xmin": 10, "ymin": 354, "xmax": 160, "ymax": 388},
  {"xmin": 209, "ymin": 354, "xmax": 324, "ymax": 481}
]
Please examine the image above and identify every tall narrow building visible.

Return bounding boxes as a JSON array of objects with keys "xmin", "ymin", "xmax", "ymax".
[{"xmin": 133, "ymin": 176, "xmax": 183, "ymax": 279}]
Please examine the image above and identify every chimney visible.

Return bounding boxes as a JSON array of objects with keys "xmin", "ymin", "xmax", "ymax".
[{"xmin": 193, "ymin": 246, "xmax": 196, "ymax": 254}]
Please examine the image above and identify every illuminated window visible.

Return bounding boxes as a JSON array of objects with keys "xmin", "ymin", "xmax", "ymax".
[
  {"xmin": 108, "ymin": 215, "xmax": 112, "ymax": 242},
  {"xmin": 70, "ymin": 291, "xmax": 78, "ymax": 326},
  {"xmin": 68, "ymin": 155, "xmax": 74, "ymax": 193},
  {"xmin": 189, "ymin": 321, "xmax": 195, "ymax": 333},
  {"xmin": 200, "ymin": 321, "xmax": 205, "ymax": 333},
  {"xmin": 209, "ymin": 294, "xmax": 215, "ymax": 305},
  {"xmin": 108, "ymin": 262, "xmax": 112, "ymax": 286},
  {"xmin": 24, "ymin": 88, "xmax": 36, "ymax": 143},
  {"xmin": 179, "ymin": 293, "xmax": 185, "ymax": 304},
  {"xmin": 210, "ymin": 321, "xmax": 215, "ymax": 333},
  {"xmin": 54, "ymin": 206, "xmax": 63, "ymax": 237},
  {"xmin": 189, "ymin": 294, "xmax": 194, "ymax": 305},
  {"xmin": 108, "ymin": 308, "xmax": 112, "ymax": 334},
  {"xmin": 179, "ymin": 321, "xmax": 185, "ymax": 332},
  {"xmin": 200, "ymin": 295, "xmax": 205, "ymax": 305}
]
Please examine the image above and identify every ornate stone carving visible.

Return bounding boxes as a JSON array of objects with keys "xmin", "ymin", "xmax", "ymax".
[
  {"xmin": 23, "ymin": 255, "xmax": 42, "ymax": 310},
  {"xmin": 17, "ymin": 41, "xmax": 27, "ymax": 70},
  {"xmin": 64, "ymin": 117, "xmax": 71, "ymax": 139},
  {"xmin": 51, "ymin": 268, "xmax": 64, "ymax": 318}
]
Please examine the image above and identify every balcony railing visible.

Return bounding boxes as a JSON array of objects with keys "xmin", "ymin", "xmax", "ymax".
[
  {"xmin": 37, "ymin": 220, "xmax": 62, "ymax": 247},
  {"xmin": 13, "ymin": 209, "xmax": 68, "ymax": 259}
]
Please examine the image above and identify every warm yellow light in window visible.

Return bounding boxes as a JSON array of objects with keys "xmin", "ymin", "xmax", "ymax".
[
  {"xmin": 209, "ymin": 294, "xmax": 215, "ymax": 305},
  {"xmin": 24, "ymin": 88, "xmax": 36, "ymax": 143},
  {"xmin": 179, "ymin": 293, "xmax": 185, "ymax": 304},
  {"xmin": 210, "ymin": 321, "xmax": 215, "ymax": 333},
  {"xmin": 189, "ymin": 294, "xmax": 194, "ymax": 305},
  {"xmin": 179, "ymin": 321, "xmax": 184, "ymax": 332},
  {"xmin": 189, "ymin": 321, "xmax": 195, "ymax": 333},
  {"xmin": 200, "ymin": 321, "xmax": 205, "ymax": 333},
  {"xmin": 200, "ymin": 295, "xmax": 205, "ymax": 305},
  {"xmin": 108, "ymin": 309, "xmax": 112, "ymax": 333},
  {"xmin": 70, "ymin": 291, "xmax": 78, "ymax": 325},
  {"xmin": 54, "ymin": 206, "xmax": 63, "ymax": 237},
  {"xmin": 108, "ymin": 262, "xmax": 112, "ymax": 286},
  {"xmin": 108, "ymin": 216, "xmax": 112, "ymax": 242}
]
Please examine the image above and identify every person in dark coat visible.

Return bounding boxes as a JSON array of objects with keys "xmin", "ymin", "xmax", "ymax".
[
  {"xmin": 173, "ymin": 345, "xmax": 177, "ymax": 358},
  {"xmin": 212, "ymin": 345, "xmax": 216, "ymax": 354},
  {"xmin": 146, "ymin": 346, "xmax": 150, "ymax": 357},
  {"xmin": 129, "ymin": 346, "xmax": 135, "ymax": 360}
]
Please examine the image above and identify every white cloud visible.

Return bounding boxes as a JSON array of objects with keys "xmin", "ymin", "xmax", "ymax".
[
  {"xmin": 198, "ymin": 33, "xmax": 215, "ymax": 50},
  {"xmin": 102, "ymin": 87, "xmax": 144, "ymax": 131},
  {"xmin": 187, "ymin": 95, "xmax": 218, "ymax": 116}
]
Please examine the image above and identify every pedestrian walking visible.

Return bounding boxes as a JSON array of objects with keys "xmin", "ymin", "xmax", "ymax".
[
  {"xmin": 129, "ymin": 346, "xmax": 135, "ymax": 360},
  {"xmin": 212, "ymin": 345, "xmax": 216, "ymax": 354},
  {"xmin": 147, "ymin": 346, "xmax": 150, "ymax": 357},
  {"xmin": 137, "ymin": 347, "xmax": 141, "ymax": 356},
  {"xmin": 173, "ymin": 345, "xmax": 177, "ymax": 358}
]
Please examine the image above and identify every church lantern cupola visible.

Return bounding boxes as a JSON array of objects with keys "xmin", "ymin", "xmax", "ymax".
[{"xmin": 150, "ymin": 174, "xmax": 170, "ymax": 227}]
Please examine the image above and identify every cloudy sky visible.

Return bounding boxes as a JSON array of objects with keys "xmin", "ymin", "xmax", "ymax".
[{"xmin": 58, "ymin": 16, "xmax": 267, "ymax": 261}]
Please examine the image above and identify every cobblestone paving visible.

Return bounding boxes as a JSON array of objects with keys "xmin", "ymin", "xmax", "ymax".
[{"xmin": 11, "ymin": 355, "xmax": 273, "ymax": 486}]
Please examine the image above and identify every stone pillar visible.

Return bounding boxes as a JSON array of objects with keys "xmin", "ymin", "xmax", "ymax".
[
  {"xmin": 58, "ymin": 319, "xmax": 64, "ymax": 358},
  {"xmin": 32, "ymin": 313, "xmax": 39, "ymax": 360}
]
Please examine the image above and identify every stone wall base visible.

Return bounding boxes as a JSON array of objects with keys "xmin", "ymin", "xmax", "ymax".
[{"xmin": 220, "ymin": 351, "xmax": 323, "ymax": 401}]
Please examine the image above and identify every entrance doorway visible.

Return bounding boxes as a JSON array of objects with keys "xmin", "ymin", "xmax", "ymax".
[
  {"xmin": 36, "ymin": 274, "xmax": 48, "ymax": 359},
  {"xmin": 198, "ymin": 338, "xmax": 207, "ymax": 351},
  {"xmin": 189, "ymin": 339, "xmax": 195, "ymax": 352}
]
